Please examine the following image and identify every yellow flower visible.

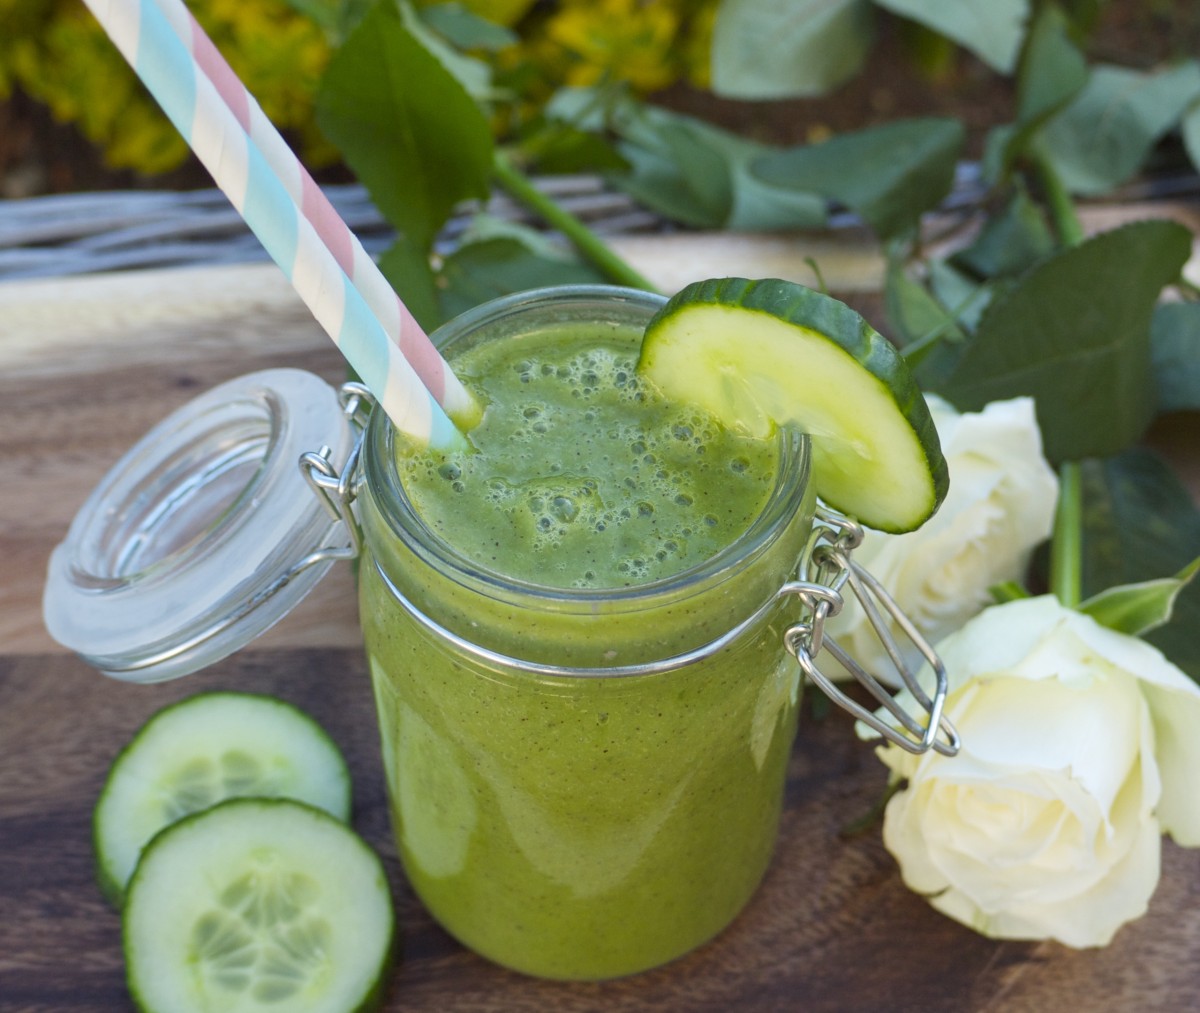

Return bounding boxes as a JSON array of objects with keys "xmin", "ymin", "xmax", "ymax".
[
  {"xmin": 679, "ymin": 0, "xmax": 716, "ymax": 89},
  {"xmin": 195, "ymin": 0, "xmax": 333, "ymax": 160},
  {"xmin": 2, "ymin": 0, "xmax": 332, "ymax": 175},
  {"xmin": 415, "ymin": 0, "xmax": 540, "ymax": 28},
  {"xmin": 544, "ymin": 0, "xmax": 682, "ymax": 93}
]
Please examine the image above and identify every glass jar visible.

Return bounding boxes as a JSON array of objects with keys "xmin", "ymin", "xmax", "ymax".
[{"xmin": 357, "ymin": 286, "xmax": 813, "ymax": 979}]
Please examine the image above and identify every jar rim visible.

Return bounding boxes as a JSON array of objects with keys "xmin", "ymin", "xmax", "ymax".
[{"xmin": 362, "ymin": 284, "xmax": 813, "ymax": 615}]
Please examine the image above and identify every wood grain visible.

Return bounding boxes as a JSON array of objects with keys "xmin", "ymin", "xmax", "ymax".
[
  {"xmin": 4, "ymin": 650, "xmax": 1200, "ymax": 1013},
  {"xmin": 0, "ymin": 264, "xmax": 362, "ymax": 655}
]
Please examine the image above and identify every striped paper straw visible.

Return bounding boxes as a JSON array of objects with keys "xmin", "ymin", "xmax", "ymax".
[
  {"xmin": 82, "ymin": 0, "xmax": 468, "ymax": 451},
  {"xmin": 147, "ymin": 0, "xmax": 479, "ymax": 428}
]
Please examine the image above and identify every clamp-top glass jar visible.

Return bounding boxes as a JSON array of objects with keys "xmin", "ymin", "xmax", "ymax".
[
  {"xmin": 44, "ymin": 285, "xmax": 956, "ymax": 983},
  {"xmin": 359, "ymin": 286, "xmax": 814, "ymax": 979}
]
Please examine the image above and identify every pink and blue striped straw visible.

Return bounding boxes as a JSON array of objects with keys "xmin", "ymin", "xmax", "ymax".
[
  {"xmin": 146, "ymin": 0, "xmax": 479, "ymax": 429},
  {"xmin": 81, "ymin": 0, "xmax": 472, "ymax": 451}
]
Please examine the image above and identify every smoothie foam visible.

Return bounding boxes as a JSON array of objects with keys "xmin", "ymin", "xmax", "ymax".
[{"xmin": 396, "ymin": 320, "xmax": 779, "ymax": 589}]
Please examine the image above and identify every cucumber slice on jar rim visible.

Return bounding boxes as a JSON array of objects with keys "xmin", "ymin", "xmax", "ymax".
[
  {"xmin": 638, "ymin": 277, "xmax": 949, "ymax": 534},
  {"xmin": 123, "ymin": 798, "xmax": 395, "ymax": 1013},
  {"xmin": 93, "ymin": 691, "xmax": 352, "ymax": 904}
]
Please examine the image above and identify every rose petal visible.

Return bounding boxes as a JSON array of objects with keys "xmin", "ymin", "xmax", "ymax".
[
  {"xmin": 1140, "ymin": 682, "xmax": 1200, "ymax": 844},
  {"xmin": 913, "ymin": 768, "xmax": 1129, "ymax": 909},
  {"xmin": 1044, "ymin": 604, "xmax": 1200, "ymax": 845},
  {"xmin": 933, "ymin": 750, "xmax": 1157, "ymax": 938},
  {"xmin": 913, "ymin": 596, "xmax": 1075, "ymax": 699},
  {"xmin": 882, "ymin": 783, "xmax": 951, "ymax": 895},
  {"xmin": 928, "ymin": 784, "xmax": 1092, "ymax": 903},
  {"xmin": 930, "ymin": 808, "xmax": 1161, "ymax": 948},
  {"xmin": 953, "ymin": 672, "xmax": 1146, "ymax": 811}
]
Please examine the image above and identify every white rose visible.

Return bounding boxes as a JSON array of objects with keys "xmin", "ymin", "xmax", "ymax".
[
  {"xmin": 864, "ymin": 595, "xmax": 1200, "ymax": 947},
  {"xmin": 827, "ymin": 395, "xmax": 1058, "ymax": 685}
]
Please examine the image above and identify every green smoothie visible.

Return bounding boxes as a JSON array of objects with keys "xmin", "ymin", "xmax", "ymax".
[
  {"xmin": 358, "ymin": 287, "xmax": 814, "ymax": 979},
  {"xmin": 396, "ymin": 318, "xmax": 779, "ymax": 589}
]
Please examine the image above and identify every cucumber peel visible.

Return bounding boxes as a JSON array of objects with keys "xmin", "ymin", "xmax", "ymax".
[
  {"xmin": 94, "ymin": 692, "xmax": 352, "ymax": 905},
  {"xmin": 638, "ymin": 278, "xmax": 948, "ymax": 532},
  {"xmin": 123, "ymin": 798, "xmax": 395, "ymax": 1013}
]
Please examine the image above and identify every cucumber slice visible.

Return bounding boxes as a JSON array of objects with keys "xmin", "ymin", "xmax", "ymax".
[
  {"xmin": 124, "ymin": 798, "xmax": 395, "ymax": 1013},
  {"xmin": 94, "ymin": 692, "xmax": 352, "ymax": 904},
  {"xmin": 638, "ymin": 277, "xmax": 948, "ymax": 532}
]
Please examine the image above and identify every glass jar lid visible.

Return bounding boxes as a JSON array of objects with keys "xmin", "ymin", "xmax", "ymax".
[{"xmin": 42, "ymin": 368, "xmax": 354, "ymax": 683}]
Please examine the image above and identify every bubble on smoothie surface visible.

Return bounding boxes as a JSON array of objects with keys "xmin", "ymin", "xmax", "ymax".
[{"xmin": 397, "ymin": 330, "xmax": 777, "ymax": 589}]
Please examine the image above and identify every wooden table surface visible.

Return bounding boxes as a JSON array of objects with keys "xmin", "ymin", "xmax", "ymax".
[{"xmin": 3, "ymin": 243, "xmax": 1200, "ymax": 1013}]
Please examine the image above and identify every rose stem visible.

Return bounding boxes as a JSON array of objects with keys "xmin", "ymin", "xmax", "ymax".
[
  {"xmin": 1037, "ymin": 156, "xmax": 1085, "ymax": 608},
  {"xmin": 1049, "ymin": 464, "xmax": 1084, "ymax": 607},
  {"xmin": 491, "ymin": 150, "xmax": 659, "ymax": 293}
]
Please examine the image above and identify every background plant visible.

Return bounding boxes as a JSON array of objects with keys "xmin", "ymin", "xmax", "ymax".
[
  {"xmin": 0, "ymin": 0, "xmax": 332, "ymax": 173},
  {"xmin": 0, "ymin": 0, "xmax": 718, "ymax": 176}
]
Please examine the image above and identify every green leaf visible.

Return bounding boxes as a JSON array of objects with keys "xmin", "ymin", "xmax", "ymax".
[
  {"xmin": 1146, "ymin": 573, "xmax": 1200, "ymax": 683},
  {"xmin": 1078, "ymin": 558, "xmax": 1200, "ymax": 637},
  {"xmin": 1059, "ymin": 0, "xmax": 1105, "ymax": 35},
  {"xmin": 548, "ymin": 88, "xmax": 814, "ymax": 228},
  {"xmin": 1080, "ymin": 450, "xmax": 1200, "ymax": 594},
  {"xmin": 751, "ymin": 117, "xmax": 965, "ymax": 239},
  {"xmin": 727, "ymin": 171, "xmax": 830, "ymax": 232},
  {"xmin": 873, "ymin": 0, "xmax": 1030, "ymax": 73},
  {"xmin": 377, "ymin": 233, "xmax": 441, "ymax": 332},
  {"xmin": 434, "ymin": 235, "xmax": 607, "ymax": 322},
  {"xmin": 616, "ymin": 143, "xmax": 730, "ymax": 229},
  {"xmin": 983, "ymin": 4, "xmax": 1087, "ymax": 178},
  {"xmin": 991, "ymin": 581, "xmax": 1032, "ymax": 604},
  {"xmin": 884, "ymin": 258, "xmax": 970, "ymax": 389},
  {"xmin": 898, "ymin": 21, "xmax": 958, "ymax": 81},
  {"xmin": 1079, "ymin": 449, "xmax": 1200, "ymax": 678},
  {"xmin": 886, "ymin": 260, "xmax": 966, "ymax": 348},
  {"xmin": 940, "ymin": 220, "xmax": 1193, "ymax": 460},
  {"xmin": 455, "ymin": 212, "xmax": 584, "ymax": 261},
  {"xmin": 710, "ymin": 0, "xmax": 874, "ymax": 99},
  {"xmin": 520, "ymin": 124, "xmax": 628, "ymax": 175},
  {"xmin": 541, "ymin": 84, "xmax": 618, "ymax": 134},
  {"xmin": 927, "ymin": 259, "xmax": 991, "ymax": 331},
  {"xmin": 400, "ymin": 1, "xmax": 497, "ymax": 102},
  {"xmin": 1152, "ymin": 302, "xmax": 1200, "ymax": 413},
  {"xmin": 315, "ymin": 2, "xmax": 493, "ymax": 252},
  {"xmin": 527, "ymin": 86, "xmax": 631, "ymax": 174},
  {"xmin": 1036, "ymin": 61, "xmax": 1200, "ymax": 195},
  {"xmin": 608, "ymin": 103, "xmax": 827, "ymax": 230},
  {"xmin": 419, "ymin": 2, "xmax": 517, "ymax": 50},
  {"xmin": 951, "ymin": 184, "xmax": 1054, "ymax": 279},
  {"xmin": 641, "ymin": 119, "xmax": 733, "ymax": 225},
  {"xmin": 1015, "ymin": 4, "xmax": 1088, "ymax": 122},
  {"xmin": 281, "ymin": 0, "xmax": 374, "ymax": 41},
  {"xmin": 1185, "ymin": 97, "xmax": 1200, "ymax": 175}
]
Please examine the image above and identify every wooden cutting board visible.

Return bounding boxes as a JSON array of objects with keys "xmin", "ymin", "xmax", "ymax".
[
  {"xmin": 6, "ymin": 649, "xmax": 1200, "ymax": 1013},
  {"xmin": 2, "ymin": 250, "xmax": 1199, "ymax": 1011}
]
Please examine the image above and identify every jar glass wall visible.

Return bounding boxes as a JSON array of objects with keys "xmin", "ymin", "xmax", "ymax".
[{"xmin": 358, "ymin": 286, "xmax": 814, "ymax": 980}]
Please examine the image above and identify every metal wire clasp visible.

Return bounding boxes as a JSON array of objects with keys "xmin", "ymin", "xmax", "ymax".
[
  {"xmin": 295, "ymin": 382, "xmax": 373, "ymax": 571},
  {"xmin": 781, "ymin": 507, "xmax": 960, "ymax": 756}
]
